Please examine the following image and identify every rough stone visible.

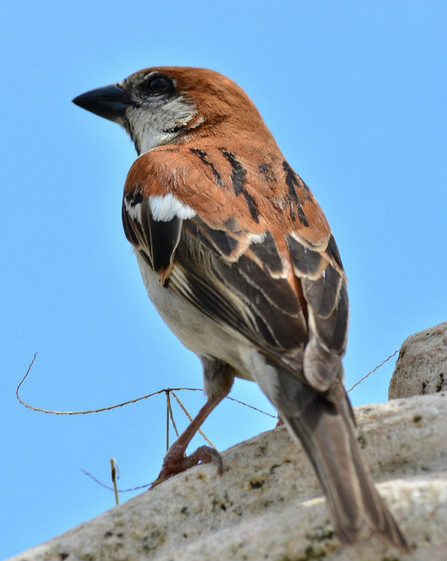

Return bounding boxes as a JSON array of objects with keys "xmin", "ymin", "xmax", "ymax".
[
  {"xmin": 389, "ymin": 322, "xmax": 447, "ymax": 399},
  {"xmin": 8, "ymin": 393, "xmax": 447, "ymax": 561}
]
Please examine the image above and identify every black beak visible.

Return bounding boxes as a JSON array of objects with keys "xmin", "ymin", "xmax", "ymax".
[{"xmin": 72, "ymin": 84, "xmax": 134, "ymax": 122}]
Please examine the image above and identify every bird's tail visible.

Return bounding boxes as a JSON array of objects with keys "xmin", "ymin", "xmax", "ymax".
[{"xmin": 269, "ymin": 368, "xmax": 410, "ymax": 551}]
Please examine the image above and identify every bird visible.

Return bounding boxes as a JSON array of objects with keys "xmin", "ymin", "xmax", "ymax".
[{"xmin": 73, "ymin": 66, "xmax": 410, "ymax": 551}]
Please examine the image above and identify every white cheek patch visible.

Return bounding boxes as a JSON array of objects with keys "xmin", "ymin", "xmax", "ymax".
[
  {"xmin": 126, "ymin": 95, "xmax": 198, "ymax": 154},
  {"xmin": 149, "ymin": 193, "xmax": 196, "ymax": 222}
]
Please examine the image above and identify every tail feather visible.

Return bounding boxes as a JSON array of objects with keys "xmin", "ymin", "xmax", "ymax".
[{"xmin": 271, "ymin": 368, "xmax": 410, "ymax": 551}]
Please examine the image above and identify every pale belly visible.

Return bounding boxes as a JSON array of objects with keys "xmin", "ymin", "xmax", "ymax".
[{"xmin": 135, "ymin": 253, "xmax": 256, "ymax": 382}]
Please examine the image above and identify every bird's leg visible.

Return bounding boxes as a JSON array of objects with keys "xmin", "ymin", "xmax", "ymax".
[
  {"xmin": 151, "ymin": 358, "xmax": 235, "ymax": 488},
  {"xmin": 151, "ymin": 395, "xmax": 223, "ymax": 488}
]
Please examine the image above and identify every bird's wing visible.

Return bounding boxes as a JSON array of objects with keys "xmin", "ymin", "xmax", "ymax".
[{"xmin": 122, "ymin": 143, "xmax": 348, "ymax": 391}]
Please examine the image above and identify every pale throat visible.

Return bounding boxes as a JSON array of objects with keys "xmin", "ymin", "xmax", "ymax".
[{"xmin": 126, "ymin": 97, "xmax": 198, "ymax": 154}]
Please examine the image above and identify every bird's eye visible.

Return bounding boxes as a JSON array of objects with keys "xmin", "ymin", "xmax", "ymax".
[{"xmin": 142, "ymin": 74, "xmax": 174, "ymax": 95}]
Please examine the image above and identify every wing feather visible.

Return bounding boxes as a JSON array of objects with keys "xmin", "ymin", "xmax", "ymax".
[{"xmin": 122, "ymin": 143, "xmax": 349, "ymax": 391}]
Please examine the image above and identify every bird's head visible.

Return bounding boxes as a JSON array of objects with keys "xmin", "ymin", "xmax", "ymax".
[{"xmin": 73, "ymin": 66, "xmax": 271, "ymax": 155}]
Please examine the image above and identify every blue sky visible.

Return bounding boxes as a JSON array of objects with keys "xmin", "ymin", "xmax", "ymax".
[{"xmin": 1, "ymin": 1, "xmax": 445, "ymax": 558}]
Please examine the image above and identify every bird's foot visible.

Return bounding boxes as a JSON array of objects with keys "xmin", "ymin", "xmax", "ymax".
[{"xmin": 150, "ymin": 445, "xmax": 223, "ymax": 488}]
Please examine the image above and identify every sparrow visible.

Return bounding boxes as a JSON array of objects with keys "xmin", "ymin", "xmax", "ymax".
[{"xmin": 73, "ymin": 66, "xmax": 409, "ymax": 551}]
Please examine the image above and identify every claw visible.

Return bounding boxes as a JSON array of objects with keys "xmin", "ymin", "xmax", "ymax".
[
  {"xmin": 150, "ymin": 445, "xmax": 223, "ymax": 488},
  {"xmin": 149, "ymin": 395, "xmax": 226, "ymax": 489}
]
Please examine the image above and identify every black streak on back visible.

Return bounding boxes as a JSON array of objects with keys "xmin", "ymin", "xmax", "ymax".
[
  {"xmin": 258, "ymin": 162, "xmax": 277, "ymax": 183},
  {"xmin": 282, "ymin": 161, "xmax": 309, "ymax": 227},
  {"xmin": 190, "ymin": 148, "xmax": 223, "ymax": 187},
  {"xmin": 220, "ymin": 149, "xmax": 260, "ymax": 223}
]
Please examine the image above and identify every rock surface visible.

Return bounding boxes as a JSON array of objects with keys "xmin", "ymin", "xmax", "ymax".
[
  {"xmin": 9, "ymin": 325, "xmax": 447, "ymax": 561},
  {"xmin": 389, "ymin": 322, "xmax": 447, "ymax": 399}
]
